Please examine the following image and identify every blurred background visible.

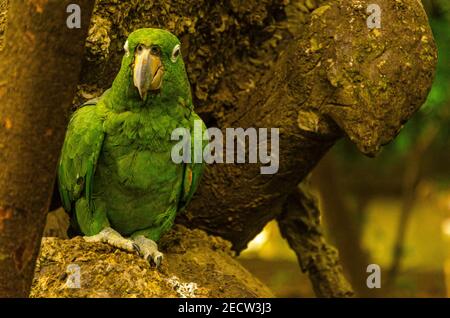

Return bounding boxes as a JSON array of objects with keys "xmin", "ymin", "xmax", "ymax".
[{"xmin": 238, "ymin": 0, "xmax": 450, "ymax": 298}]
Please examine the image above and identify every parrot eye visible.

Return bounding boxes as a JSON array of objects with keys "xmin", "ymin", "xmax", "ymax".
[
  {"xmin": 171, "ymin": 44, "xmax": 181, "ymax": 63},
  {"xmin": 136, "ymin": 44, "xmax": 144, "ymax": 53},
  {"xmin": 150, "ymin": 45, "xmax": 161, "ymax": 56}
]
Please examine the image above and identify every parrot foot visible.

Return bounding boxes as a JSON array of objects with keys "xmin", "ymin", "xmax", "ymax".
[
  {"xmin": 132, "ymin": 235, "xmax": 164, "ymax": 268},
  {"xmin": 83, "ymin": 227, "xmax": 139, "ymax": 254}
]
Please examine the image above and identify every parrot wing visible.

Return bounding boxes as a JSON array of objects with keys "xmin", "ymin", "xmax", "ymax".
[
  {"xmin": 58, "ymin": 98, "xmax": 105, "ymax": 214},
  {"xmin": 178, "ymin": 111, "xmax": 208, "ymax": 212}
]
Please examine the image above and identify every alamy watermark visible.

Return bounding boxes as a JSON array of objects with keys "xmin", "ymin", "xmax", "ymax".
[
  {"xmin": 171, "ymin": 120, "xmax": 279, "ymax": 175},
  {"xmin": 366, "ymin": 264, "xmax": 381, "ymax": 289},
  {"xmin": 367, "ymin": 4, "xmax": 382, "ymax": 29},
  {"xmin": 66, "ymin": 4, "xmax": 81, "ymax": 29}
]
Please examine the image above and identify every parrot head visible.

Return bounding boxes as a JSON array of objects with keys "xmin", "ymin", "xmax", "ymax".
[{"xmin": 113, "ymin": 28, "xmax": 190, "ymax": 105}]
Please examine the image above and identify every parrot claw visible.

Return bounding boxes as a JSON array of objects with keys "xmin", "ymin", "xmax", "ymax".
[
  {"xmin": 149, "ymin": 252, "xmax": 163, "ymax": 268},
  {"xmin": 133, "ymin": 235, "xmax": 164, "ymax": 268},
  {"xmin": 83, "ymin": 227, "xmax": 137, "ymax": 253},
  {"xmin": 132, "ymin": 243, "xmax": 141, "ymax": 255}
]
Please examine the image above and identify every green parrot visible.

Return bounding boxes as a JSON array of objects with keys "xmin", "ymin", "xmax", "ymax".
[{"xmin": 58, "ymin": 28, "xmax": 207, "ymax": 266}]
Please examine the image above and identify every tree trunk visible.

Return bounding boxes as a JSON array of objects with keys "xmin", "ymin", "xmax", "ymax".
[{"xmin": 0, "ymin": 0, "xmax": 94, "ymax": 297}]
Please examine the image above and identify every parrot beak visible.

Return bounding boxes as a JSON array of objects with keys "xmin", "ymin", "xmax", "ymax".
[{"xmin": 133, "ymin": 47, "xmax": 164, "ymax": 100}]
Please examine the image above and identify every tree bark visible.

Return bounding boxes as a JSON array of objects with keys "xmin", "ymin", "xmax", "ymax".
[
  {"xmin": 0, "ymin": 0, "xmax": 94, "ymax": 297},
  {"xmin": 32, "ymin": 226, "xmax": 274, "ymax": 298},
  {"xmin": 181, "ymin": 0, "xmax": 437, "ymax": 252},
  {"xmin": 277, "ymin": 182, "xmax": 354, "ymax": 297}
]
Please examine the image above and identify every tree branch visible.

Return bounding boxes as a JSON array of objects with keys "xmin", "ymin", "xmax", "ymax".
[{"xmin": 277, "ymin": 182, "xmax": 354, "ymax": 297}]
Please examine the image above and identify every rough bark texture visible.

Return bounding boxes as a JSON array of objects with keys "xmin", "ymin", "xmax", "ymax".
[
  {"xmin": 277, "ymin": 182, "xmax": 353, "ymax": 297},
  {"xmin": 0, "ymin": 0, "xmax": 437, "ymax": 297},
  {"xmin": 32, "ymin": 225, "xmax": 273, "ymax": 298},
  {"xmin": 0, "ymin": 0, "xmax": 94, "ymax": 297},
  {"xmin": 184, "ymin": 0, "xmax": 437, "ymax": 252}
]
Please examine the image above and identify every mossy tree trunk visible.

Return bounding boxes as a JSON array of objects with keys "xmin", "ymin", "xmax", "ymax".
[{"xmin": 0, "ymin": 0, "xmax": 94, "ymax": 297}]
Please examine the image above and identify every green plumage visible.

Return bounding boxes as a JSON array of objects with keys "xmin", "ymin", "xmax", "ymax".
[{"xmin": 58, "ymin": 29, "xmax": 206, "ymax": 243}]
